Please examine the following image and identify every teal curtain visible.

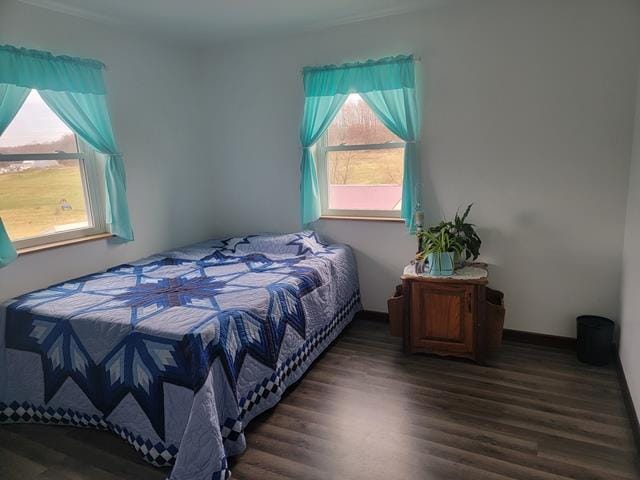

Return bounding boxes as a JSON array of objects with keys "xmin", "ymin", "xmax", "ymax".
[
  {"xmin": 360, "ymin": 88, "xmax": 420, "ymax": 232},
  {"xmin": 0, "ymin": 83, "xmax": 30, "ymax": 131},
  {"xmin": 0, "ymin": 219, "xmax": 17, "ymax": 267},
  {"xmin": 0, "ymin": 83, "xmax": 31, "ymax": 267},
  {"xmin": 300, "ymin": 55, "xmax": 421, "ymax": 231},
  {"xmin": 0, "ymin": 45, "xmax": 106, "ymax": 94},
  {"xmin": 300, "ymin": 94, "xmax": 348, "ymax": 224},
  {"xmin": 40, "ymin": 90, "xmax": 133, "ymax": 240},
  {"xmin": 0, "ymin": 45, "xmax": 133, "ymax": 267}
]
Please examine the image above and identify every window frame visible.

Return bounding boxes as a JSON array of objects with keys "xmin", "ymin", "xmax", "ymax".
[
  {"xmin": 0, "ymin": 137, "xmax": 107, "ymax": 250},
  {"xmin": 316, "ymin": 108, "xmax": 406, "ymax": 219}
]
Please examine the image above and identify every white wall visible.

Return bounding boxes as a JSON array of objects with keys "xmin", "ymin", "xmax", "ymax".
[
  {"xmin": 620, "ymin": 66, "xmax": 640, "ymax": 418},
  {"xmin": 1, "ymin": 0, "xmax": 639, "ymax": 339},
  {"xmin": 202, "ymin": 0, "xmax": 640, "ymax": 336},
  {"xmin": 0, "ymin": 0, "xmax": 212, "ymax": 301}
]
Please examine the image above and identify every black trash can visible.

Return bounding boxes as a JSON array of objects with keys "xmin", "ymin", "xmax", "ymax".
[{"xmin": 576, "ymin": 315, "xmax": 614, "ymax": 366}]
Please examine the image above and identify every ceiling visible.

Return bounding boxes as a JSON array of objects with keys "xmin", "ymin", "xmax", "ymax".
[{"xmin": 20, "ymin": 0, "xmax": 441, "ymax": 44}]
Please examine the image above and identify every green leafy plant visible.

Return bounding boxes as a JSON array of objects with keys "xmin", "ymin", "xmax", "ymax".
[
  {"xmin": 417, "ymin": 226, "xmax": 463, "ymax": 259},
  {"xmin": 425, "ymin": 204, "xmax": 482, "ymax": 261}
]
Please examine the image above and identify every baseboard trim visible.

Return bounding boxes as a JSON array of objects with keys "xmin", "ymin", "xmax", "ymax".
[
  {"xmin": 615, "ymin": 354, "xmax": 640, "ymax": 456},
  {"xmin": 358, "ymin": 311, "xmax": 578, "ymax": 350},
  {"xmin": 502, "ymin": 329, "xmax": 576, "ymax": 350}
]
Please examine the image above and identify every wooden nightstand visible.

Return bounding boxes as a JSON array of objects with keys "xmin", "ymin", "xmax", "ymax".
[{"xmin": 400, "ymin": 264, "xmax": 489, "ymax": 363}]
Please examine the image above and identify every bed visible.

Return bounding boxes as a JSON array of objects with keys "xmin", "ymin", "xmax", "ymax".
[{"xmin": 0, "ymin": 231, "xmax": 361, "ymax": 479}]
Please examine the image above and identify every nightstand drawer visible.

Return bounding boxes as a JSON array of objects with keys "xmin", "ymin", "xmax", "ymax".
[
  {"xmin": 400, "ymin": 271, "xmax": 489, "ymax": 362},
  {"xmin": 410, "ymin": 282, "xmax": 475, "ymax": 354}
]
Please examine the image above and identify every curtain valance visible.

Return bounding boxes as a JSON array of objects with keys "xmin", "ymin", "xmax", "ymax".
[
  {"xmin": 0, "ymin": 45, "xmax": 106, "ymax": 94},
  {"xmin": 302, "ymin": 55, "xmax": 415, "ymax": 97}
]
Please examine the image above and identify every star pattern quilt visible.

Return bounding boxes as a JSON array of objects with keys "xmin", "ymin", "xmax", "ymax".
[{"xmin": 0, "ymin": 231, "xmax": 361, "ymax": 479}]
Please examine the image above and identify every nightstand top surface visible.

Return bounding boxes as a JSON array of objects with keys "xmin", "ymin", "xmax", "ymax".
[{"xmin": 401, "ymin": 262, "xmax": 489, "ymax": 285}]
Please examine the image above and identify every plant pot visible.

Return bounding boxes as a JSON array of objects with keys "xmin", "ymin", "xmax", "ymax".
[
  {"xmin": 427, "ymin": 252, "xmax": 455, "ymax": 276},
  {"xmin": 454, "ymin": 251, "xmax": 466, "ymax": 268}
]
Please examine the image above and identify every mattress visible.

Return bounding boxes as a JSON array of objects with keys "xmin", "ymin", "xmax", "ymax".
[{"xmin": 0, "ymin": 231, "xmax": 361, "ymax": 479}]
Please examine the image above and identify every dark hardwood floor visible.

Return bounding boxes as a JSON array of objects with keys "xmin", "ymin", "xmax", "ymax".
[{"xmin": 1, "ymin": 317, "xmax": 638, "ymax": 480}]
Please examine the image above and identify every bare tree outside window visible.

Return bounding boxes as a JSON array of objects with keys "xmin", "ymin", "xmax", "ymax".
[
  {"xmin": 0, "ymin": 90, "xmax": 97, "ymax": 244},
  {"xmin": 321, "ymin": 94, "xmax": 404, "ymax": 213}
]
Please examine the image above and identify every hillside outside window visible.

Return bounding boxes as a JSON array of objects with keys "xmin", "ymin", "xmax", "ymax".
[
  {"xmin": 317, "ymin": 93, "xmax": 405, "ymax": 217},
  {"xmin": 0, "ymin": 90, "xmax": 106, "ymax": 249}
]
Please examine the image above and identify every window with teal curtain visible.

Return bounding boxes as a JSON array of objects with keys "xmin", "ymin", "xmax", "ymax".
[
  {"xmin": 299, "ymin": 55, "xmax": 421, "ymax": 231},
  {"xmin": 0, "ymin": 45, "xmax": 133, "ymax": 267}
]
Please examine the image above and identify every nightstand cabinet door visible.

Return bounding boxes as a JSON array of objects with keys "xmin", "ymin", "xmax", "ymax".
[{"xmin": 409, "ymin": 282, "xmax": 475, "ymax": 356}]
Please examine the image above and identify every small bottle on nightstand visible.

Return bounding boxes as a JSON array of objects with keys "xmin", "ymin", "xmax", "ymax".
[{"xmin": 415, "ymin": 209, "xmax": 424, "ymax": 254}]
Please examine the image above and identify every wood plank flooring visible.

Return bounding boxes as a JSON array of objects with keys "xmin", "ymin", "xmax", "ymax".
[{"xmin": 1, "ymin": 317, "xmax": 638, "ymax": 480}]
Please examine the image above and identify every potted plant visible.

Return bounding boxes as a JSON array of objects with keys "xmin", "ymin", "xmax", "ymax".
[
  {"xmin": 417, "ymin": 227, "xmax": 463, "ymax": 276},
  {"xmin": 427, "ymin": 204, "xmax": 481, "ymax": 267}
]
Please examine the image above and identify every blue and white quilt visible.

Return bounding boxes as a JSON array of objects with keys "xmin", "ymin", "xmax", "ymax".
[{"xmin": 0, "ymin": 231, "xmax": 361, "ymax": 479}]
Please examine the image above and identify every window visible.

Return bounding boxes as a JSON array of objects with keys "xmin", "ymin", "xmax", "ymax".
[
  {"xmin": 0, "ymin": 90, "xmax": 105, "ymax": 249},
  {"xmin": 317, "ymin": 93, "xmax": 405, "ymax": 218}
]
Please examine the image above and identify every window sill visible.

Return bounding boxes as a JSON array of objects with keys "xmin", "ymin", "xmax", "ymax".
[
  {"xmin": 17, "ymin": 232, "xmax": 114, "ymax": 256},
  {"xmin": 319, "ymin": 215, "xmax": 405, "ymax": 223}
]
